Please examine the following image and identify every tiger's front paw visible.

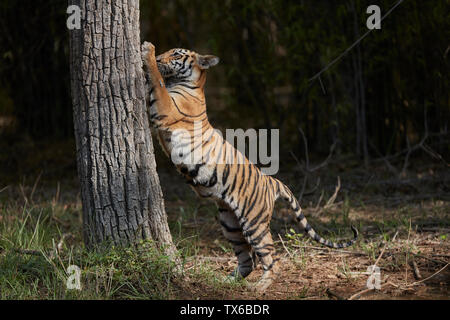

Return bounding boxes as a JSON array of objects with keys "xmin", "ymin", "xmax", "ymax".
[{"xmin": 141, "ymin": 41, "xmax": 156, "ymax": 67}]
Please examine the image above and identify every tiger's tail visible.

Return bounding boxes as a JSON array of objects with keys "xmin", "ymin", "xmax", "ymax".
[{"xmin": 275, "ymin": 179, "xmax": 358, "ymax": 248}]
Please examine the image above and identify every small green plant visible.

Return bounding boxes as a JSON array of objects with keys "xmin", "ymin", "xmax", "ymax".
[{"xmin": 285, "ymin": 228, "xmax": 305, "ymax": 246}]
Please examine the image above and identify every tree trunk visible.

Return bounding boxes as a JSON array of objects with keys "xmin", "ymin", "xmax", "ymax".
[{"xmin": 68, "ymin": 0, "xmax": 176, "ymax": 255}]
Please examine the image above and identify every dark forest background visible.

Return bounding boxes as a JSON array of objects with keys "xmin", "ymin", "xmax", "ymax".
[{"xmin": 0, "ymin": 0, "xmax": 448, "ymax": 184}]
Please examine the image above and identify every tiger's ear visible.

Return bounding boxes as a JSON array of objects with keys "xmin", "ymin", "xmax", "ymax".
[{"xmin": 196, "ymin": 54, "xmax": 220, "ymax": 69}]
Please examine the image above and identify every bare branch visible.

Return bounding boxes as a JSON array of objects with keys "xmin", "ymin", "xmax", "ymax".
[
  {"xmin": 309, "ymin": 140, "xmax": 337, "ymax": 172},
  {"xmin": 290, "ymin": 126, "xmax": 336, "ymax": 203},
  {"xmin": 325, "ymin": 176, "xmax": 341, "ymax": 208},
  {"xmin": 313, "ymin": 177, "xmax": 341, "ymax": 217},
  {"xmin": 278, "ymin": 234, "xmax": 293, "ymax": 259},
  {"xmin": 303, "ymin": 177, "xmax": 321, "ymax": 197},
  {"xmin": 369, "ymin": 140, "xmax": 399, "ymax": 175}
]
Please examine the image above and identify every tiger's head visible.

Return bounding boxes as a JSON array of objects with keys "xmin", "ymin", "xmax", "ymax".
[{"xmin": 156, "ymin": 48, "xmax": 219, "ymax": 86}]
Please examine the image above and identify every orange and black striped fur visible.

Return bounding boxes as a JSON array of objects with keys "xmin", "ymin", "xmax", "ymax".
[{"xmin": 141, "ymin": 42, "xmax": 358, "ymax": 291}]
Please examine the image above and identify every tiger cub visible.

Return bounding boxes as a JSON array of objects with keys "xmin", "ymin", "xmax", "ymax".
[{"xmin": 141, "ymin": 41, "xmax": 358, "ymax": 291}]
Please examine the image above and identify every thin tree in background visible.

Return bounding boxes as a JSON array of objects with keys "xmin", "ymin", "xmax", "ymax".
[{"xmin": 68, "ymin": 0, "xmax": 176, "ymax": 258}]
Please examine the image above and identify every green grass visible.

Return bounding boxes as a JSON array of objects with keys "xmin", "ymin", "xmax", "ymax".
[
  {"xmin": 0, "ymin": 202, "xmax": 178, "ymax": 299},
  {"xmin": 0, "ymin": 188, "xmax": 250, "ymax": 300}
]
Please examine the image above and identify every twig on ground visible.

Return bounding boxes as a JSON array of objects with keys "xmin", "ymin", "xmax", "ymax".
[
  {"xmin": 404, "ymin": 263, "xmax": 449, "ymax": 288},
  {"xmin": 351, "ymin": 261, "xmax": 450, "ymax": 299},
  {"xmin": 290, "ymin": 244, "xmax": 366, "ymax": 257},
  {"xmin": 326, "ymin": 288, "xmax": 345, "ymax": 300},
  {"xmin": 347, "ymin": 287, "xmax": 374, "ymax": 300},
  {"xmin": 278, "ymin": 234, "xmax": 293, "ymax": 259},
  {"xmin": 383, "ymin": 247, "xmax": 448, "ymax": 265},
  {"xmin": 13, "ymin": 233, "xmax": 74, "ymax": 260},
  {"xmin": 347, "ymin": 231, "xmax": 400, "ymax": 300},
  {"xmin": 347, "ymin": 281, "xmax": 389, "ymax": 300},
  {"xmin": 405, "ymin": 219, "xmax": 412, "ymax": 283},
  {"xmin": 432, "ymin": 254, "xmax": 450, "ymax": 259},
  {"xmin": 348, "ymin": 275, "xmax": 397, "ymax": 300},
  {"xmin": 408, "ymin": 254, "xmax": 448, "ymax": 266},
  {"xmin": 374, "ymin": 231, "xmax": 399, "ymax": 267},
  {"xmin": 313, "ymin": 177, "xmax": 341, "ymax": 217},
  {"xmin": 411, "ymin": 258, "xmax": 422, "ymax": 280}
]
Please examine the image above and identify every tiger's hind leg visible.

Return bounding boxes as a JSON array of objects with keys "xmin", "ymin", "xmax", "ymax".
[
  {"xmin": 218, "ymin": 207, "xmax": 256, "ymax": 279},
  {"xmin": 240, "ymin": 214, "xmax": 279, "ymax": 292}
]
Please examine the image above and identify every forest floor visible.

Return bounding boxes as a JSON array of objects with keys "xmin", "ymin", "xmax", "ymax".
[
  {"xmin": 159, "ymin": 162, "xmax": 450, "ymax": 300},
  {"xmin": 0, "ymin": 144, "xmax": 449, "ymax": 300}
]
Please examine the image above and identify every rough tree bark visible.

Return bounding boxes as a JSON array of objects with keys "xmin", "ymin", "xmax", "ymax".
[{"xmin": 68, "ymin": 0, "xmax": 176, "ymax": 256}]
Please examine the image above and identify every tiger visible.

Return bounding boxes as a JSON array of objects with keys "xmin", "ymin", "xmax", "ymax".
[{"xmin": 141, "ymin": 41, "xmax": 358, "ymax": 292}]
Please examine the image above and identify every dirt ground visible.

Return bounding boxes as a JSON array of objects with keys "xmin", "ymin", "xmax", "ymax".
[
  {"xmin": 179, "ymin": 233, "xmax": 449, "ymax": 300},
  {"xmin": 1, "ymin": 151, "xmax": 448, "ymax": 300},
  {"xmin": 157, "ymin": 162, "xmax": 449, "ymax": 300}
]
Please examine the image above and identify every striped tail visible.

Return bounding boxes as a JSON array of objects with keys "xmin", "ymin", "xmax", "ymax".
[{"xmin": 276, "ymin": 179, "xmax": 358, "ymax": 248}]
